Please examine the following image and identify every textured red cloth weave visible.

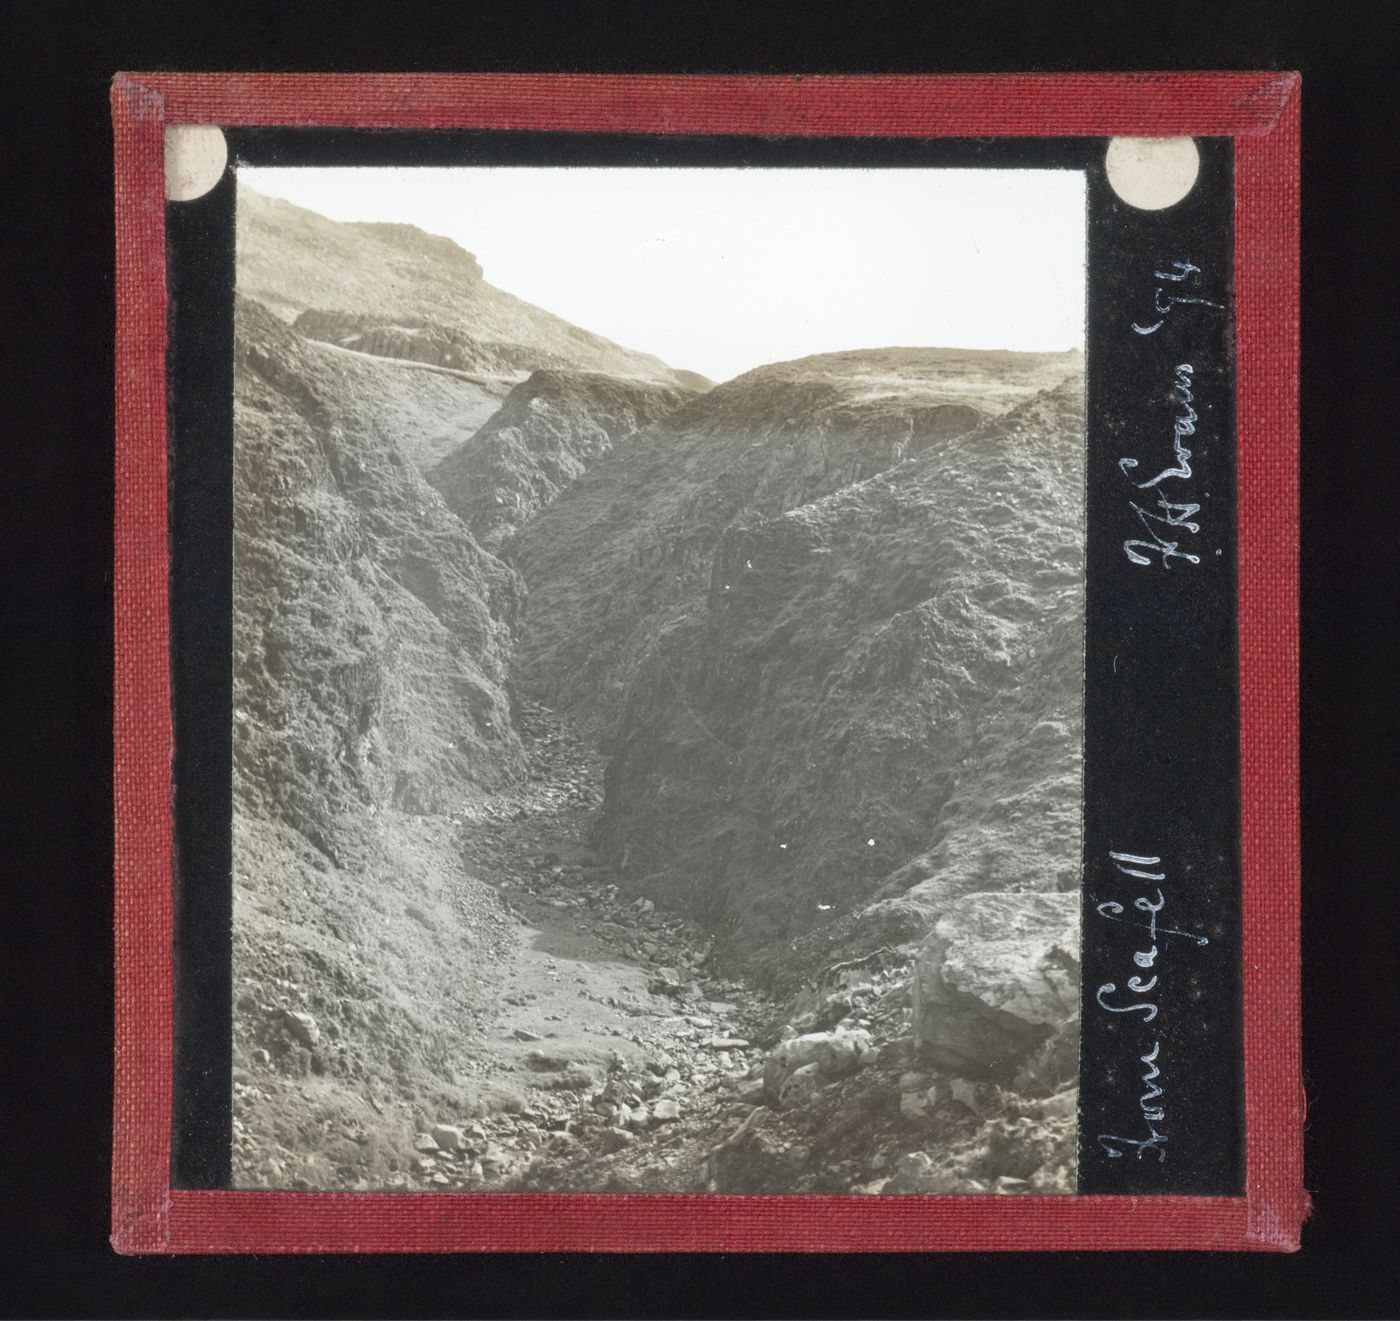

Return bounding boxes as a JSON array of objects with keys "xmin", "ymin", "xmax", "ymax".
[{"xmin": 112, "ymin": 71, "xmax": 1304, "ymax": 1253}]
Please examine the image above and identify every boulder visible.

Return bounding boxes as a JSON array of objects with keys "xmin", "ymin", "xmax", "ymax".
[
  {"xmin": 911, "ymin": 891, "xmax": 1079, "ymax": 1080},
  {"xmin": 762, "ymin": 1028, "xmax": 874, "ymax": 1107},
  {"xmin": 480, "ymin": 1146, "xmax": 512, "ymax": 1177},
  {"xmin": 648, "ymin": 971, "xmax": 685, "ymax": 996},
  {"xmin": 279, "ymin": 1009, "xmax": 320, "ymax": 1048},
  {"xmin": 431, "ymin": 1124, "xmax": 466, "ymax": 1152},
  {"xmin": 777, "ymin": 1062, "xmax": 827, "ymax": 1110},
  {"xmin": 600, "ymin": 1126, "xmax": 635, "ymax": 1153},
  {"xmin": 899, "ymin": 1091, "xmax": 930, "ymax": 1122},
  {"xmin": 885, "ymin": 1151, "xmax": 966, "ymax": 1194},
  {"xmin": 702, "ymin": 1036, "xmax": 751, "ymax": 1050}
]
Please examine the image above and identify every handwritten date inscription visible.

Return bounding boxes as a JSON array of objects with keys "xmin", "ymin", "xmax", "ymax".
[{"xmin": 1130, "ymin": 260, "xmax": 1222, "ymax": 337}]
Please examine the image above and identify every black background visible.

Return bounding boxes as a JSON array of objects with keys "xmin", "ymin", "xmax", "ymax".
[
  {"xmin": 162, "ymin": 128, "xmax": 1243, "ymax": 1197},
  {"xmin": 6, "ymin": 1, "xmax": 1399, "ymax": 1316}
]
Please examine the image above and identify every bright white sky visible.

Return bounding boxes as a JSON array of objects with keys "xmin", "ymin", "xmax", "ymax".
[{"xmin": 241, "ymin": 166, "xmax": 1085, "ymax": 383}]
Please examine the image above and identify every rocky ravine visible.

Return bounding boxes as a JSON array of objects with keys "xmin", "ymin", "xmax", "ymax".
[
  {"xmin": 509, "ymin": 352, "xmax": 1085, "ymax": 983},
  {"xmin": 232, "ymin": 195, "xmax": 1085, "ymax": 1195},
  {"xmin": 230, "ymin": 291, "xmax": 735, "ymax": 1192}
]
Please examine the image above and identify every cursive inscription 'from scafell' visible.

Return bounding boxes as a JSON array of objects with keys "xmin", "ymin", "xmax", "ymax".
[{"xmin": 1094, "ymin": 850, "xmax": 1209, "ymax": 1164}]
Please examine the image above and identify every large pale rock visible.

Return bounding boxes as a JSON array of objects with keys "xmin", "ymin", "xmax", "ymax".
[
  {"xmin": 279, "ymin": 1009, "xmax": 320, "ymax": 1049},
  {"xmin": 431, "ymin": 1124, "xmax": 466, "ymax": 1152},
  {"xmin": 911, "ymin": 891, "xmax": 1079, "ymax": 1079},
  {"xmin": 762, "ymin": 1028, "xmax": 874, "ymax": 1107},
  {"xmin": 885, "ymin": 1151, "xmax": 966, "ymax": 1194}
]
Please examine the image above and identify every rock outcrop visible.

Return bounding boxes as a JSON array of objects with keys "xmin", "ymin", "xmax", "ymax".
[
  {"xmin": 232, "ymin": 296, "xmax": 537, "ymax": 1188},
  {"xmin": 233, "ymin": 296, "xmax": 526, "ymax": 836},
  {"xmin": 293, "ymin": 309, "xmax": 581, "ymax": 380},
  {"xmin": 237, "ymin": 185, "xmax": 696, "ymax": 387},
  {"xmin": 911, "ymin": 891, "xmax": 1080, "ymax": 1079},
  {"xmin": 430, "ymin": 370, "xmax": 699, "ymax": 550}
]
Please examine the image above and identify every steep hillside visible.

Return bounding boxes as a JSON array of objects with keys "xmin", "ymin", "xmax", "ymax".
[
  {"xmin": 233, "ymin": 297, "xmax": 527, "ymax": 820},
  {"xmin": 607, "ymin": 383, "xmax": 1084, "ymax": 979},
  {"xmin": 510, "ymin": 347, "xmax": 1080, "ymax": 742},
  {"xmin": 508, "ymin": 350, "xmax": 1084, "ymax": 980},
  {"xmin": 237, "ymin": 186, "xmax": 694, "ymax": 387},
  {"xmin": 231, "ymin": 297, "xmax": 532, "ymax": 1187},
  {"xmin": 429, "ymin": 369, "xmax": 698, "ymax": 550}
]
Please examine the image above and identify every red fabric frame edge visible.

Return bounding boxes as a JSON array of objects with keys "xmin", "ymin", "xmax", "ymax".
[{"xmin": 111, "ymin": 71, "xmax": 1304, "ymax": 1254}]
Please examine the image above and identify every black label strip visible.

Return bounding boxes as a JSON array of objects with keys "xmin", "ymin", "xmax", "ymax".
[{"xmin": 1078, "ymin": 137, "xmax": 1243, "ymax": 1195}]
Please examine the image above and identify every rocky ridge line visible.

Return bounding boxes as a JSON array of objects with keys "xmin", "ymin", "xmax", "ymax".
[{"xmin": 430, "ymin": 369, "xmax": 701, "ymax": 551}]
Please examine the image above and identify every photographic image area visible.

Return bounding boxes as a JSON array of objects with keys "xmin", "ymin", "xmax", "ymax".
[{"xmin": 229, "ymin": 164, "xmax": 1087, "ymax": 1194}]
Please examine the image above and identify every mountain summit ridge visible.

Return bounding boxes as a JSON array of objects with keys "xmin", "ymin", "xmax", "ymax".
[{"xmin": 236, "ymin": 185, "xmax": 698, "ymax": 387}]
